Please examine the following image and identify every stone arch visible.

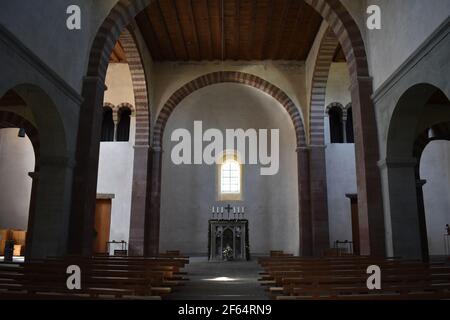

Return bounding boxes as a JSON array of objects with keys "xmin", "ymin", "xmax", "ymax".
[
  {"xmin": 141, "ymin": 71, "xmax": 307, "ymax": 255},
  {"xmin": 79, "ymin": 0, "xmax": 384, "ymax": 256},
  {"xmin": 310, "ymin": 28, "xmax": 340, "ymax": 145},
  {"xmin": 103, "ymin": 102, "xmax": 115, "ymax": 109},
  {"xmin": 0, "ymin": 83, "xmax": 72, "ymax": 259},
  {"xmin": 118, "ymin": 29, "xmax": 151, "ymax": 255},
  {"xmin": 117, "ymin": 102, "xmax": 135, "ymax": 115},
  {"xmin": 385, "ymin": 83, "xmax": 450, "ymax": 260},
  {"xmin": 387, "ymin": 84, "xmax": 450, "ymax": 159},
  {"xmin": 118, "ymin": 29, "xmax": 150, "ymax": 146},
  {"xmin": 325, "ymin": 102, "xmax": 344, "ymax": 114},
  {"xmin": 326, "ymin": 102, "xmax": 345, "ymax": 144},
  {"xmin": 0, "ymin": 110, "xmax": 40, "ymax": 259},
  {"xmin": 153, "ymin": 71, "xmax": 306, "ymax": 149}
]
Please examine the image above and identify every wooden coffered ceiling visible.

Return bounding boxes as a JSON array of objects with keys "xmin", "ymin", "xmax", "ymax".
[{"xmin": 135, "ymin": 0, "xmax": 323, "ymax": 61}]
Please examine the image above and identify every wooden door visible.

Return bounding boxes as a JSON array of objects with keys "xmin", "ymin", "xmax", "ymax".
[{"xmin": 93, "ymin": 199, "xmax": 112, "ymax": 254}]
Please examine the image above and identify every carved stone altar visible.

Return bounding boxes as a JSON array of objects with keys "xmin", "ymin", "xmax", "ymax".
[{"xmin": 208, "ymin": 220, "xmax": 249, "ymax": 261}]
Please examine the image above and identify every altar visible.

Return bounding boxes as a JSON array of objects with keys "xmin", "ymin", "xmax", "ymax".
[{"xmin": 208, "ymin": 219, "xmax": 249, "ymax": 261}]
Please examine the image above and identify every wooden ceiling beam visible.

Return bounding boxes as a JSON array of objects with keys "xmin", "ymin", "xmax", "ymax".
[
  {"xmin": 158, "ymin": 0, "xmax": 188, "ymax": 60},
  {"xmin": 193, "ymin": 0, "xmax": 214, "ymax": 60},
  {"xmin": 248, "ymin": 0, "xmax": 256, "ymax": 61},
  {"xmin": 135, "ymin": 10, "xmax": 163, "ymax": 61},
  {"xmin": 208, "ymin": 0, "xmax": 222, "ymax": 60},
  {"xmin": 294, "ymin": 7, "xmax": 322, "ymax": 60},
  {"xmin": 267, "ymin": 0, "xmax": 291, "ymax": 59},
  {"xmin": 238, "ymin": 0, "xmax": 255, "ymax": 60},
  {"xmin": 261, "ymin": 0, "xmax": 279, "ymax": 60},
  {"xmin": 135, "ymin": 0, "xmax": 323, "ymax": 62},
  {"xmin": 189, "ymin": 0, "xmax": 202, "ymax": 60},
  {"xmin": 234, "ymin": 0, "xmax": 240, "ymax": 60},
  {"xmin": 253, "ymin": 0, "xmax": 272, "ymax": 60},
  {"xmin": 174, "ymin": 0, "xmax": 200, "ymax": 60},
  {"xmin": 146, "ymin": 3, "xmax": 176, "ymax": 60},
  {"xmin": 283, "ymin": 1, "xmax": 305, "ymax": 60}
]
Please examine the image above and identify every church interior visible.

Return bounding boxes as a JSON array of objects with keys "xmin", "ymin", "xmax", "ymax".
[{"xmin": 0, "ymin": 0, "xmax": 449, "ymax": 301}]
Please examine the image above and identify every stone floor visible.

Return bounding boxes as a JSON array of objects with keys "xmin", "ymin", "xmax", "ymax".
[{"xmin": 167, "ymin": 257, "xmax": 269, "ymax": 300}]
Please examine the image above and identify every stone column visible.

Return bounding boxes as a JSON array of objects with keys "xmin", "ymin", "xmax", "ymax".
[
  {"xmin": 25, "ymin": 171, "xmax": 39, "ymax": 258},
  {"xmin": 309, "ymin": 146, "xmax": 330, "ymax": 256},
  {"xmin": 415, "ymin": 177, "xmax": 429, "ymax": 262},
  {"xmin": 144, "ymin": 146, "xmax": 163, "ymax": 256},
  {"xmin": 128, "ymin": 144, "xmax": 149, "ymax": 256},
  {"xmin": 28, "ymin": 156, "xmax": 75, "ymax": 259},
  {"xmin": 69, "ymin": 76, "xmax": 105, "ymax": 256},
  {"xmin": 379, "ymin": 158, "xmax": 423, "ymax": 260},
  {"xmin": 350, "ymin": 77, "xmax": 386, "ymax": 257},
  {"xmin": 112, "ymin": 108, "xmax": 119, "ymax": 142},
  {"xmin": 296, "ymin": 147, "xmax": 312, "ymax": 256},
  {"xmin": 342, "ymin": 108, "xmax": 348, "ymax": 143}
]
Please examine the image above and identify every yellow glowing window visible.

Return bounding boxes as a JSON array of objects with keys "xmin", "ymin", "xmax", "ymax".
[{"xmin": 220, "ymin": 159, "xmax": 241, "ymax": 194}]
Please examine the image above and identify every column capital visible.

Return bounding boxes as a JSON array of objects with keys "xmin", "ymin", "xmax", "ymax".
[{"xmin": 150, "ymin": 145, "xmax": 163, "ymax": 153}]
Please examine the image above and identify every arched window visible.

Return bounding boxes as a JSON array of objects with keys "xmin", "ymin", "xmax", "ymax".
[
  {"xmin": 346, "ymin": 107, "xmax": 354, "ymax": 143},
  {"xmin": 328, "ymin": 105, "xmax": 344, "ymax": 143},
  {"xmin": 101, "ymin": 107, "xmax": 114, "ymax": 142},
  {"xmin": 116, "ymin": 107, "xmax": 131, "ymax": 142},
  {"xmin": 221, "ymin": 159, "xmax": 241, "ymax": 194},
  {"xmin": 218, "ymin": 152, "xmax": 242, "ymax": 201}
]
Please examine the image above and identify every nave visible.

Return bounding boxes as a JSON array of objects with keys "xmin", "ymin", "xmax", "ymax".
[{"xmin": 167, "ymin": 257, "xmax": 268, "ymax": 300}]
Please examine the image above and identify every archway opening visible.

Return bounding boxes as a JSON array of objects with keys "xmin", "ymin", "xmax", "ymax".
[
  {"xmin": 387, "ymin": 84, "xmax": 450, "ymax": 260},
  {"xmin": 78, "ymin": 0, "xmax": 380, "ymax": 258},
  {"xmin": 159, "ymin": 82, "xmax": 299, "ymax": 257},
  {"xmin": 0, "ymin": 91, "xmax": 40, "ymax": 261}
]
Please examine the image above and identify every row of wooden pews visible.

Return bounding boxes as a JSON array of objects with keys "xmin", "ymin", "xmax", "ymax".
[
  {"xmin": 258, "ymin": 254, "xmax": 450, "ymax": 300},
  {"xmin": 0, "ymin": 252, "xmax": 189, "ymax": 300}
]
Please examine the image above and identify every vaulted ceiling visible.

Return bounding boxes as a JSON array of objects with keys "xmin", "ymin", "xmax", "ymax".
[{"xmin": 135, "ymin": 0, "xmax": 323, "ymax": 62}]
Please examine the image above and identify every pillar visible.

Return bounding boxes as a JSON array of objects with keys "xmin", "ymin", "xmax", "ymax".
[
  {"xmin": 28, "ymin": 156, "xmax": 75, "ymax": 259},
  {"xmin": 415, "ymin": 168, "xmax": 429, "ymax": 262},
  {"xmin": 25, "ymin": 171, "xmax": 38, "ymax": 259},
  {"xmin": 144, "ymin": 146, "xmax": 163, "ymax": 256},
  {"xmin": 350, "ymin": 77, "xmax": 386, "ymax": 256},
  {"xmin": 309, "ymin": 146, "xmax": 330, "ymax": 255},
  {"xmin": 342, "ymin": 108, "xmax": 348, "ymax": 143},
  {"xmin": 379, "ymin": 158, "xmax": 423, "ymax": 260},
  {"xmin": 69, "ymin": 76, "xmax": 105, "ymax": 256},
  {"xmin": 128, "ymin": 145, "xmax": 149, "ymax": 255},
  {"xmin": 297, "ymin": 147, "xmax": 312, "ymax": 256}
]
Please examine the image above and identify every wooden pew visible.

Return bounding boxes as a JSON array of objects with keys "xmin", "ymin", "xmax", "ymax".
[
  {"xmin": 0, "ymin": 253, "xmax": 190, "ymax": 300},
  {"xmin": 258, "ymin": 255, "xmax": 450, "ymax": 300}
]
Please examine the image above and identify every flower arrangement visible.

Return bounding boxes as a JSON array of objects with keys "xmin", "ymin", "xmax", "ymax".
[{"xmin": 223, "ymin": 246, "xmax": 233, "ymax": 261}]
